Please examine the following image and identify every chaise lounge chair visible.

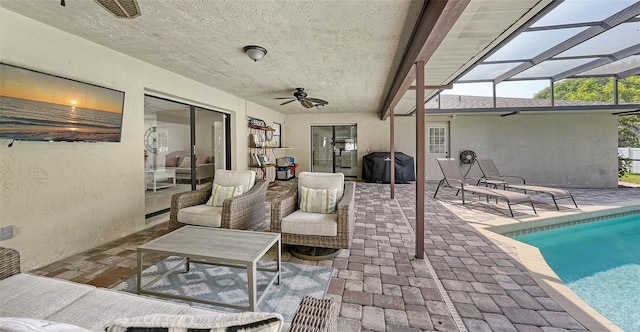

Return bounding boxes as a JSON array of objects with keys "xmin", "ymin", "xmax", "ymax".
[
  {"xmin": 475, "ymin": 158, "xmax": 578, "ymax": 210},
  {"xmin": 433, "ymin": 158, "xmax": 536, "ymax": 217}
]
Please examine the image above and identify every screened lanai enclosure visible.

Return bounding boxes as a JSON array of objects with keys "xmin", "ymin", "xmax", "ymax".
[{"xmin": 420, "ymin": 0, "xmax": 640, "ymax": 114}]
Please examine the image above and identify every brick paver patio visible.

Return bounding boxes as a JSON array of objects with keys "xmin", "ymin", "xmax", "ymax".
[
  {"xmin": 32, "ymin": 180, "xmax": 640, "ymax": 331},
  {"xmin": 336, "ymin": 181, "xmax": 640, "ymax": 331}
]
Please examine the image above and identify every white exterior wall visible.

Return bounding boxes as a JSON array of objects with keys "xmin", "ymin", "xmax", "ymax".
[
  {"xmin": 286, "ymin": 112, "xmax": 618, "ymax": 188},
  {"xmin": 0, "ymin": 9, "xmax": 284, "ymax": 270},
  {"xmin": 450, "ymin": 113, "xmax": 618, "ymax": 188}
]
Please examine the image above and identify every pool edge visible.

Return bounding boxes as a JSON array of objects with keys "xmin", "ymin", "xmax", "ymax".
[{"xmin": 472, "ymin": 205, "xmax": 640, "ymax": 332}]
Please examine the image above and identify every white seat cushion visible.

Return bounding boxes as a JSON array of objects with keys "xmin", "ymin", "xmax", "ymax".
[
  {"xmin": 0, "ymin": 274, "xmax": 94, "ymax": 319},
  {"xmin": 281, "ymin": 210, "xmax": 338, "ymax": 236},
  {"xmin": 0, "ymin": 317, "xmax": 91, "ymax": 332},
  {"xmin": 177, "ymin": 204, "xmax": 223, "ymax": 228},
  {"xmin": 213, "ymin": 170, "xmax": 256, "ymax": 192}
]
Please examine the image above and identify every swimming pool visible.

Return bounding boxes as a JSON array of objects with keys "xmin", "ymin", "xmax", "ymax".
[{"xmin": 512, "ymin": 213, "xmax": 640, "ymax": 332}]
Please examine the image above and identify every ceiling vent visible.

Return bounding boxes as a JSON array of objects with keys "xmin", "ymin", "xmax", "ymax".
[{"xmin": 93, "ymin": 0, "xmax": 141, "ymax": 19}]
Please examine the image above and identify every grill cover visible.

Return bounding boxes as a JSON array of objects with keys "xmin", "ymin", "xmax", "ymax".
[{"xmin": 362, "ymin": 152, "xmax": 415, "ymax": 183}]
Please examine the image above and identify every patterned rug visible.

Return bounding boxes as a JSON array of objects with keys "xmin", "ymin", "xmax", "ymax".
[{"xmin": 112, "ymin": 256, "xmax": 333, "ymax": 322}]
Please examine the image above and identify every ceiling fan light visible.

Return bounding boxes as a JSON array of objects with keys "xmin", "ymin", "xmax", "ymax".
[{"xmin": 243, "ymin": 45, "xmax": 267, "ymax": 62}]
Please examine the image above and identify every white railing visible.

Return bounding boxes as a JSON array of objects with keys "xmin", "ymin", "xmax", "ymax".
[{"xmin": 618, "ymin": 147, "xmax": 640, "ymax": 173}]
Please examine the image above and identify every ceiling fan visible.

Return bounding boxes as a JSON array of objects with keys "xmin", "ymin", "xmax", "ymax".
[
  {"xmin": 60, "ymin": 0, "xmax": 141, "ymax": 19},
  {"xmin": 275, "ymin": 88, "xmax": 328, "ymax": 109}
]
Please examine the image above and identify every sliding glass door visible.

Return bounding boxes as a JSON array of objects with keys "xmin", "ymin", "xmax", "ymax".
[
  {"xmin": 311, "ymin": 125, "xmax": 357, "ymax": 177},
  {"xmin": 144, "ymin": 95, "xmax": 229, "ymax": 218}
]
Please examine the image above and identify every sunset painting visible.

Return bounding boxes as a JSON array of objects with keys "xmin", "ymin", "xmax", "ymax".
[{"xmin": 0, "ymin": 63, "xmax": 125, "ymax": 142}]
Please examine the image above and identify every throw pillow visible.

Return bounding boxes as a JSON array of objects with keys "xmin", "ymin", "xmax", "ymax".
[
  {"xmin": 299, "ymin": 185, "xmax": 338, "ymax": 214},
  {"xmin": 206, "ymin": 183, "xmax": 244, "ymax": 207},
  {"xmin": 165, "ymin": 156, "xmax": 179, "ymax": 167},
  {"xmin": 196, "ymin": 155, "xmax": 210, "ymax": 165},
  {"xmin": 105, "ymin": 313, "xmax": 283, "ymax": 332},
  {"xmin": 178, "ymin": 157, "xmax": 191, "ymax": 168},
  {"xmin": 0, "ymin": 317, "xmax": 91, "ymax": 332}
]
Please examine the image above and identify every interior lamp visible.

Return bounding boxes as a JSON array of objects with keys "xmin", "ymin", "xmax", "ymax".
[{"xmin": 243, "ymin": 45, "xmax": 268, "ymax": 62}]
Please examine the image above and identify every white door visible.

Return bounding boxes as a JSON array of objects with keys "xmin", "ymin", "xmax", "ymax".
[{"xmin": 426, "ymin": 122, "xmax": 449, "ymax": 181}]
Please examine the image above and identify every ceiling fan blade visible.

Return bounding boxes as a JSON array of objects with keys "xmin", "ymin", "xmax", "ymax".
[
  {"xmin": 307, "ymin": 98, "xmax": 328, "ymax": 104},
  {"xmin": 301, "ymin": 99, "xmax": 314, "ymax": 108},
  {"xmin": 274, "ymin": 97, "xmax": 294, "ymax": 100},
  {"xmin": 280, "ymin": 100, "xmax": 296, "ymax": 106}
]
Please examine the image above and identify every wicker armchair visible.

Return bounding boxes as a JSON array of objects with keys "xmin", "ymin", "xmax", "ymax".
[
  {"xmin": 271, "ymin": 172, "xmax": 355, "ymax": 259},
  {"xmin": 0, "ymin": 247, "xmax": 20, "ymax": 280},
  {"xmin": 169, "ymin": 170, "xmax": 269, "ymax": 231}
]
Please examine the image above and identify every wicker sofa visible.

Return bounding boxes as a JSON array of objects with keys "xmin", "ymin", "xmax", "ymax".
[{"xmin": 0, "ymin": 247, "xmax": 337, "ymax": 331}]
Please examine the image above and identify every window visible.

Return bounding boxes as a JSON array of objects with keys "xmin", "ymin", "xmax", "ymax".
[
  {"xmin": 273, "ymin": 122, "xmax": 282, "ymax": 148},
  {"xmin": 428, "ymin": 127, "xmax": 446, "ymax": 153}
]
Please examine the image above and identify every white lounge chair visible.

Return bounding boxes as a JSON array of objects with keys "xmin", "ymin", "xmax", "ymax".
[
  {"xmin": 434, "ymin": 158, "xmax": 536, "ymax": 217},
  {"xmin": 476, "ymin": 158, "xmax": 578, "ymax": 210}
]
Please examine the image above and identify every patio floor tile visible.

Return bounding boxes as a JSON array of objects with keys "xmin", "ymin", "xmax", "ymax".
[{"xmin": 30, "ymin": 180, "xmax": 640, "ymax": 331}]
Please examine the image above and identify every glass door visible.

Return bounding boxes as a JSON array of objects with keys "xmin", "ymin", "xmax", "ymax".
[
  {"xmin": 144, "ymin": 95, "xmax": 229, "ymax": 218},
  {"xmin": 311, "ymin": 125, "xmax": 357, "ymax": 177},
  {"xmin": 426, "ymin": 122, "xmax": 449, "ymax": 180},
  {"xmin": 311, "ymin": 126, "xmax": 334, "ymax": 173}
]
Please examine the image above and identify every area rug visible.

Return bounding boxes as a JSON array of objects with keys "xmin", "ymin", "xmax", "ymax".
[{"xmin": 112, "ymin": 256, "xmax": 334, "ymax": 322}]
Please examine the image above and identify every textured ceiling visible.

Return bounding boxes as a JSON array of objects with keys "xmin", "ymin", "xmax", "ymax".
[
  {"xmin": 0, "ymin": 0, "xmax": 422, "ymax": 114},
  {"xmin": 0, "ymin": 0, "xmax": 549, "ymax": 116}
]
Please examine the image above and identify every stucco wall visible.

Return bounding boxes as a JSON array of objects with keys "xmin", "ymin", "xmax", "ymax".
[
  {"xmin": 0, "ymin": 9, "xmax": 284, "ymax": 270},
  {"xmin": 285, "ymin": 112, "xmax": 618, "ymax": 188},
  {"xmin": 449, "ymin": 113, "xmax": 618, "ymax": 188}
]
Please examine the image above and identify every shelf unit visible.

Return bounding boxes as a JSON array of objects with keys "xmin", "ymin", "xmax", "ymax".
[{"xmin": 249, "ymin": 125, "xmax": 277, "ymax": 185}]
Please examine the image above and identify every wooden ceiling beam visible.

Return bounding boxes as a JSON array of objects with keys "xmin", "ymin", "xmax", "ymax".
[{"xmin": 378, "ymin": 0, "xmax": 470, "ymax": 120}]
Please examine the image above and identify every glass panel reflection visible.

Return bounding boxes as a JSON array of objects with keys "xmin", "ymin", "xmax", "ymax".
[
  {"xmin": 460, "ymin": 62, "xmax": 524, "ymax": 81},
  {"xmin": 556, "ymin": 22, "xmax": 640, "ymax": 57},
  {"xmin": 487, "ymin": 28, "xmax": 586, "ymax": 61},
  {"xmin": 579, "ymin": 55, "xmax": 640, "ymax": 76},
  {"xmin": 532, "ymin": 0, "xmax": 637, "ymax": 27},
  {"xmin": 513, "ymin": 58, "xmax": 594, "ymax": 79}
]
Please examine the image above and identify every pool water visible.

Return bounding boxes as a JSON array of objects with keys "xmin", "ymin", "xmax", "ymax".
[{"xmin": 514, "ymin": 214, "xmax": 640, "ymax": 332}]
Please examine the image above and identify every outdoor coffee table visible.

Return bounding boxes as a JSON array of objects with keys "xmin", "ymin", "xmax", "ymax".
[{"xmin": 136, "ymin": 225, "xmax": 281, "ymax": 311}]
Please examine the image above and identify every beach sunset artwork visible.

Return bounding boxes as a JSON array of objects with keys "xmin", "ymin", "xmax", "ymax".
[{"xmin": 0, "ymin": 63, "xmax": 125, "ymax": 142}]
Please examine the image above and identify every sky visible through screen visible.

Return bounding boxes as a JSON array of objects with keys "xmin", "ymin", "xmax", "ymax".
[{"xmin": 442, "ymin": 80, "xmax": 550, "ymax": 99}]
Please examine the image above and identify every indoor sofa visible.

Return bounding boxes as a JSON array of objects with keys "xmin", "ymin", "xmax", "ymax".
[
  {"xmin": 165, "ymin": 150, "xmax": 215, "ymax": 183},
  {"xmin": 0, "ymin": 247, "xmax": 337, "ymax": 332}
]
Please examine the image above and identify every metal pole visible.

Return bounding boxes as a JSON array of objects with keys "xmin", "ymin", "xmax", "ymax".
[
  {"xmin": 190, "ymin": 105, "xmax": 196, "ymax": 190},
  {"xmin": 415, "ymin": 61, "xmax": 425, "ymax": 260},
  {"xmin": 390, "ymin": 107, "xmax": 395, "ymax": 199}
]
